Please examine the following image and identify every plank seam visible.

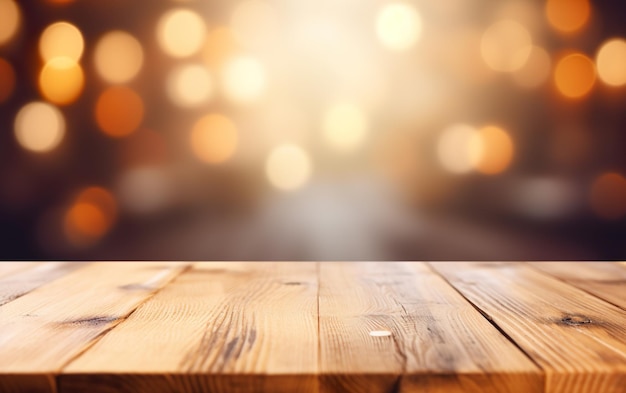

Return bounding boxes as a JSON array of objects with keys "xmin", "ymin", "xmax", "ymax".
[
  {"xmin": 55, "ymin": 262, "xmax": 194, "ymax": 392},
  {"xmin": 526, "ymin": 262, "xmax": 626, "ymax": 313},
  {"xmin": 424, "ymin": 262, "xmax": 548, "ymax": 379}
]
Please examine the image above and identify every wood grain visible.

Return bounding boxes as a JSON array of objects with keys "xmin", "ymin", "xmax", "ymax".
[
  {"xmin": 0, "ymin": 262, "xmax": 42, "ymax": 279},
  {"xmin": 61, "ymin": 262, "xmax": 319, "ymax": 393},
  {"xmin": 318, "ymin": 262, "xmax": 542, "ymax": 393},
  {"xmin": 0, "ymin": 262, "xmax": 86, "ymax": 307},
  {"xmin": 529, "ymin": 262, "xmax": 626, "ymax": 311},
  {"xmin": 430, "ymin": 262, "xmax": 626, "ymax": 393},
  {"xmin": 0, "ymin": 262, "xmax": 189, "ymax": 393}
]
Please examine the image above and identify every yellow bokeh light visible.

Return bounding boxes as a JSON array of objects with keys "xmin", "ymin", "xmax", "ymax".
[
  {"xmin": 95, "ymin": 86, "xmax": 144, "ymax": 137},
  {"xmin": 64, "ymin": 187, "xmax": 117, "ymax": 247},
  {"xmin": 0, "ymin": 0, "xmax": 20, "ymax": 46},
  {"xmin": 190, "ymin": 114, "xmax": 238, "ymax": 164},
  {"xmin": 94, "ymin": 30, "xmax": 144, "ymax": 84},
  {"xmin": 473, "ymin": 126, "xmax": 514, "ymax": 175},
  {"xmin": 202, "ymin": 27, "xmax": 238, "ymax": 69},
  {"xmin": 554, "ymin": 53, "xmax": 596, "ymax": 99},
  {"xmin": 14, "ymin": 101, "xmax": 65, "ymax": 153},
  {"xmin": 231, "ymin": 0, "xmax": 277, "ymax": 49},
  {"xmin": 39, "ymin": 57, "xmax": 84, "ymax": 105},
  {"xmin": 322, "ymin": 102, "xmax": 368, "ymax": 153},
  {"xmin": 0, "ymin": 57, "xmax": 16, "ymax": 103},
  {"xmin": 546, "ymin": 0, "xmax": 590, "ymax": 34},
  {"xmin": 39, "ymin": 21, "xmax": 84, "ymax": 62},
  {"xmin": 589, "ymin": 173, "xmax": 626, "ymax": 220},
  {"xmin": 222, "ymin": 55, "xmax": 267, "ymax": 103},
  {"xmin": 513, "ymin": 45, "xmax": 552, "ymax": 89},
  {"xmin": 376, "ymin": 2, "xmax": 422, "ymax": 52},
  {"xmin": 167, "ymin": 64, "xmax": 213, "ymax": 108},
  {"xmin": 157, "ymin": 8, "xmax": 206, "ymax": 58},
  {"xmin": 266, "ymin": 144, "xmax": 312, "ymax": 191},
  {"xmin": 437, "ymin": 124, "xmax": 481, "ymax": 174},
  {"xmin": 596, "ymin": 38, "xmax": 626, "ymax": 87},
  {"xmin": 481, "ymin": 19, "xmax": 532, "ymax": 73}
]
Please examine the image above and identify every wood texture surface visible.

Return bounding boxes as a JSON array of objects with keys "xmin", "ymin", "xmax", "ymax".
[
  {"xmin": 529, "ymin": 262, "xmax": 626, "ymax": 310},
  {"xmin": 318, "ymin": 262, "xmax": 542, "ymax": 393},
  {"xmin": 0, "ymin": 262, "xmax": 189, "ymax": 393},
  {"xmin": 0, "ymin": 261, "xmax": 625, "ymax": 393},
  {"xmin": 430, "ymin": 262, "xmax": 626, "ymax": 393},
  {"xmin": 61, "ymin": 262, "xmax": 319, "ymax": 393}
]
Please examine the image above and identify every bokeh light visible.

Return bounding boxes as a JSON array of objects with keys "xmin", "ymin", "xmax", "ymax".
[
  {"xmin": 221, "ymin": 55, "xmax": 266, "ymax": 103},
  {"xmin": 546, "ymin": 0, "xmax": 591, "ymax": 34},
  {"xmin": 64, "ymin": 187, "xmax": 117, "ymax": 247},
  {"xmin": 596, "ymin": 38, "xmax": 626, "ymax": 87},
  {"xmin": 190, "ymin": 114, "xmax": 238, "ymax": 164},
  {"xmin": 231, "ymin": 0, "xmax": 278, "ymax": 49},
  {"xmin": 39, "ymin": 57, "xmax": 84, "ymax": 105},
  {"xmin": 117, "ymin": 167, "xmax": 171, "ymax": 215},
  {"xmin": 437, "ymin": 124, "xmax": 481, "ymax": 174},
  {"xmin": 513, "ymin": 45, "xmax": 552, "ymax": 89},
  {"xmin": 554, "ymin": 53, "xmax": 596, "ymax": 99},
  {"xmin": 94, "ymin": 31, "xmax": 144, "ymax": 84},
  {"xmin": 0, "ymin": 0, "xmax": 20, "ymax": 46},
  {"xmin": 202, "ymin": 27, "xmax": 238, "ymax": 68},
  {"xmin": 14, "ymin": 102, "xmax": 65, "ymax": 153},
  {"xmin": 473, "ymin": 126, "xmax": 514, "ymax": 175},
  {"xmin": 265, "ymin": 144, "xmax": 312, "ymax": 191},
  {"xmin": 589, "ymin": 172, "xmax": 626, "ymax": 220},
  {"xmin": 167, "ymin": 64, "xmax": 213, "ymax": 108},
  {"xmin": 39, "ymin": 22, "xmax": 84, "ymax": 62},
  {"xmin": 481, "ymin": 19, "xmax": 532, "ymax": 73},
  {"xmin": 376, "ymin": 2, "xmax": 422, "ymax": 52},
  {"xmin": 0, "ymin": 58, "xmax": 16, "ymax": 103},
  {"xmin": 322, "ymin": 102, "xmax": 368, "ymax": 153},
  {"xmin": 95, "ymin": 86, "xmax": 144, "ymax": 137},
  {"xmin": 156, "ymin": 8, "xmax": 206, "ymax": 58}
]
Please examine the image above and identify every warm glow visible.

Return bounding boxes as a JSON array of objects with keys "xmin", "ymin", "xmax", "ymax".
[
  {"xmin": 322, "ymin": 102, "xmax": 368, "ymax": 153},
  {"xmin": 64, "ymin": 203, "xmax": 107, "ymax": 246},
  {"xmin": 473, "ymin": 126, "xmax": 514, "ymax": 175},
  {"xmin": 596, "ymin": 38, "xmax": 626, "ymax": 87},
  {"xmin": 117, "ymin": 167, "xmax": 170, "ymax": 215},
  {"xmin": 190, "ymin": 114, "xmax": 238, "ymax": 164},
  {"xmin": 76, "ymin": 187, "xmax": 118, "ymax": 226},
  {"xmin": 589, "ymin": 172, "xmax": 626, "ymax": 220},
  {"xmin": 266, "ymin": 144, "xmax": 312, "ymax": 191},
  {"xmin": 14, "ymin": 102, "xmax": 65, "ymax": 153},
  {"xmin": 231, "ymin": 0, "xmax": 277, "ymax": 49},
  {"xmin": 39, "ymin": 22, "xmax": 84, "ymax": 62},
  {"xmin": 157, "ymin": 8, "xmax": 206, "ymax": 58},
  {"xmin": 513, "ymin": 46, "xmax": 552, "ymax": 89},
  {"xmin": 94, "ymin": 31, "xmax": 144, "ymax": 84},
  {"xmin": 0, "ymin": 0, "xmax": 20, "ymax": 46},
  {"xmin": 0, "ymin": 57, "xmax": 16, "ymax": 103},
  {"xmin": 167, "ymin": 64, "xmax": 213, "ymax": 108},
  {"xmin": 202, "ymin": 27, "xmax": 238, "ymax": 68},
  {"xmin": 376, "ymin": 2, "xmax": 422, "ymax": 52},
  {"xmin": 39, "ymin": 57, "xmax": 84, "ymax": 105},
  {"xmin": 95, "ymin": 86, "xmax": 144, "ymax": 137},
  {"xmin": 437, "ymin": 124, "xmax": 481, "ymax": 174},
  {"xmin": 554, "ymin": 53, "xmax": 596, "ymax": 99},
  {"xmin": 546, "ymin": 0, "xmax": 590, "ymax": 34},
  {"xmin": 222, "ymin": 55, "xmax": 267, "ymax": 103},
  {"xmin": 481, "ymin": 20, "xmax": 532, "ymax": 73}
]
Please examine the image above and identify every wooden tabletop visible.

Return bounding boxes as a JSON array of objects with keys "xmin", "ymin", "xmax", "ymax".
[{"xmin": 0, "ymin": 262, "xmax": 625, "ymax": 393}]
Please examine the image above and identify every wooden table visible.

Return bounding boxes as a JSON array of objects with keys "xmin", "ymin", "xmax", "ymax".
[{"xmin": 1, "ymin": 262, "xmax": 625, "ymax": 393}]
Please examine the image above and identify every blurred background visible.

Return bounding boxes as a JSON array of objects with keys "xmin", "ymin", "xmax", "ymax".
[{"xmin": 1, "ymin": 0, "xmax": 626, "ymax": 260}]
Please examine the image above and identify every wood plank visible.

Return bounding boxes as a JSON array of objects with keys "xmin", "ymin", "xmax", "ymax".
[
  {"xmin": 318, "ymin": 262, "xmax": 542, "ymax": 393},
  {"xmin": 0, "ymin": 262, "xmax": 42, "ymax": 279},
  {"xmin": 430, "ymin": 262, "xmax": 626, "ymax": 393},
  {"xmin": 529, "ymin": 262, "xmax": 626, "ymax": 311},
  {"xmin": 0, "ymin": 262, "xmax": 86, "ymax": 307},
  {"xmin": 60, "ymin": 262, "xmax": 319, "ymax": 393},
  {"xmin": 0, "ymin": 261, "xmax": 189, "ymax": 393}
]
